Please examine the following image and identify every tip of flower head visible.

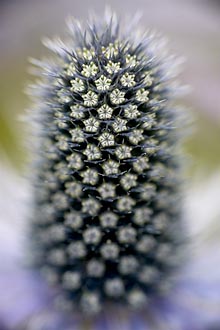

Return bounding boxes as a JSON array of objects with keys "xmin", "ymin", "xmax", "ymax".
[{"xmin": 28, "ymin": 9, "xmax": 185, "ymax": 317}]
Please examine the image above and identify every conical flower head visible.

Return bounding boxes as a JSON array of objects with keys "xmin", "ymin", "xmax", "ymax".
[{"xmin": 29, "ymin": 13, "xmax": 183, "ymax": 315}]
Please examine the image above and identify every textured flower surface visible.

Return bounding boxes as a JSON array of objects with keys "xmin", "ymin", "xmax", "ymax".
[
  {"xmin": 28, "ymin": 11, "xmax": 184, "ymax": 316},
  {"xmin": 1, "ymin": 166, "xmax": 220, "ymax": 330},
  {"xmin": 1, "ymin": 10, "xmax": 220, "ymax": 330}
]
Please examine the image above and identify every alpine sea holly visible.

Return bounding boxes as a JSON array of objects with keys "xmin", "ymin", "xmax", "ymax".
[{"xmin": 28, "ymin": 12, "xmax": 184, "ymax": 315}]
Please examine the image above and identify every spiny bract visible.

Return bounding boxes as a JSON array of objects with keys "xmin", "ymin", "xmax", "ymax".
[{"xmin": 29, "ymin": 13, "xmax": 183, "ymax": 315}]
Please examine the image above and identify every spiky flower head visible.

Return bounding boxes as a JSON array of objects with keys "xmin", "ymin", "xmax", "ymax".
[{"xmin": 28, "ymin": 12, "xmax": 184, "ymax": 316}]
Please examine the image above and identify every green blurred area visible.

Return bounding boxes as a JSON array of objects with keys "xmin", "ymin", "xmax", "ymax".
[
  {"xmin": 0, "ymin": 62, "xmax": 28, "ymax": 170},
  {"xmin": 184, "ymin": 114, "xmax": 220, "ymax": 174}
]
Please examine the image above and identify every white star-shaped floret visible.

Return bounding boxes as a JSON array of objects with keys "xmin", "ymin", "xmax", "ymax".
[
  {"xmin": 48, "ymin": 249, "xmax": 66, "ymax": 266},
  {"xmin": 83, "ymin": 91, "xmax": 98, "ymax": 107},
  {"xmin": 102, "ymin": 42, "xmax": 119, "ymax": 59},
  {"xmin": 139, "ymin": 183, "xmax": 156, "ymax": 201},
  {"xmin": 52, "ymin": 192, "xmax": 69, "ymax": 210},
  {"xmin": 115, "ymin": 145, "xmax": 132, "ymax": 159},
  {"xmin": 105, "ymin": 61, "xmax": 121, "ymax": 74},
  {"xmin": 64, "ymin": 212, "xmax": 83, "ymax": 229},
  {"xmin": 80, "ymin": 293, "xmax": 101, "ymax": 314},
  {"xmin": 95, "ymin": 75, "xmax": 112, "ymax": 91},
  {"xmin": 120, "ymin": 173, "xmax": 137, "ymax": 190},
  {"xmin": 98, "ymin": 132, "xmax": 115, "ymax": 147},
  {"xmin": 46, "ymin": 224, "xmax": 66, "ymax": 243},
  {"xmin": 65, "ymin": 181, "xmax": 82, "ymax": 198},
  {"xmin": 70, "ymin": 78, "xmax": 85, "ymax": 92},
  {"xmin": 86, "ymin": 259, "xmax": 105, "ymax": 277},
  {"xmin": 110, "ymin": 89, "xmax": 125, "ymax": 105},
  {"xmin": 56, "ymin": 136, "xmax": 69, "ymax": 151},
  {"xmin": 144, "ymin": 138, "xmax": 159, "ymax": 155},
  {"xmin": 100, "ymin": 211, "xmax": 118, "ymax": 228},
  {"xmin": 70, "ymin": 105, "xmax": 85, "ymax": 119},
  {"xmin": 100, "ymin": 243, "xmax": 119, "ymax": 259},
  {"xmin": 138, "ymin": 266, "xmax": 159, "ymax": 284},
  {"xmin": 97, "ymin": 104, "xmax": 113, "ymax": 120},
  {"xmin": 81, "ymin": 62, "xmax": 98, "ymax": 77},
  {"xmin": 81, "ymin": 168, "xmax": 99, "ymax": 185},
  {"xmin": 129, "ymin": 129, "xmax": 144, "ymax": 145},
  {"xmin": 70, "ymin": 128, "xmax": 85, "ymax": 143},
  {"xmin": 83, "ymin": 227, "xmax": 102, "ymax": 245},
  {"xmin": 136, "ymin": 235, "xmax": 156, "ymax": 253},
  {"xmin": 125, "ymin": 54, "xmax": 137, "ymax": 68},
  {"xmin": 120, "ymin": 73, "xmax": 136, "ymax": 87},
  {"xmin": 84, "ymin": 118, "xmax": 100, "ymax": 133},
  {"xmin": 136, "ymin": 88, "xmax": 149, "ymax": 102},
  {"xmin": 112, "ymin": 118, "xmax": 128, "ymax": 133},
  {"xmin": 82, "ymin": 47, "xmax": 95, "ymax": 60},
  {"xmin": 118, "ymin": 256, "xmax": 138, "ymax": 275},
  {"xmin": 54, "ymin": 162, "xmax": 69, "ymax": 181},
  {"xmin": 67, "ymin": 241, "xmax": 86, "ymax": 259},
  {"xmin": 143, "ymin": 73, "xmax": 153, "ymax": 86},
  {"xmin": 66, "ymin": 153, "xmax": 83, "ymax": 170},
  {"xmin": 128, "ymin": 289, "xmax": 147, "ymax": 308},
  {"xmin": 98, "ymin": 183, "xmax": 116, "ymax": 199},
  {"xmin": 102, "ymin": 160, "xmax": 119, "ymax": 175},
  {"xmin": 104, "ymin": 278, "xmax": 124, "ymax": 297},
  {"xmin": 141, "ymin": 113, "xmax": 156, "ymax": 130},
  {"xmin": 82, "ymin": 198, "xmax": 100, "ymax": 216},
  {"xmin": 124, "ymin": 104, "xmax": 141, "ymax": 119},
  {"xmin": 133, "ymin": 207, "xmax": 152, "ymax": 225},
  {"xmin": 66, "ymin": 62, "xmax": 76, "ymax": 76},
  {"xmin": 118, "ymin": 226, "xmax": 137, "ymax": 243},
  {"xmin": 62, "ymin": 271, "xmax": 81, "ymax": 290},
  {"xmin": 83, "ymin": 144, "xmax": 101, "ymax": 160},
  {"xmin": 133, "ymin": 156, "xmax": 149, "ymax": 173},
  {"xmin": 57, "ymin": 89, "xmax": 72, "ymax": 104}
]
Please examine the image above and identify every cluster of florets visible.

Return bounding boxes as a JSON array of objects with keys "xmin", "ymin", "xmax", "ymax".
[{"xmin": 30, "ymin": 16, "xmax": 182, "ymax": 314}]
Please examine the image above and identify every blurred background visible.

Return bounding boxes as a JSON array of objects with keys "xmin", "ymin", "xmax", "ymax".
[
  {"xmin": 0, "ymin": 1, "xmax": 220, "ymax": 326},
  {"xmin": 0, "ymin": 0, "xmax": 220, "ymax": 176}
]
